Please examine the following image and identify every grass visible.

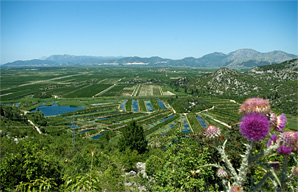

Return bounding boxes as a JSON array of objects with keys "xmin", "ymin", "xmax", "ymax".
[{"xmin": 285, "ymin": 114, "xmax": 298, "ymax": 131}]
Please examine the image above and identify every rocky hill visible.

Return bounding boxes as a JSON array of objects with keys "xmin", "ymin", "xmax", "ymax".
[
  {"xmin": 251, "ymin": 59, "xmax": 298, "ymax": 73},
  {"xmin": 172, "ymin": 62, "xmax": 297, "ymax": 115}
]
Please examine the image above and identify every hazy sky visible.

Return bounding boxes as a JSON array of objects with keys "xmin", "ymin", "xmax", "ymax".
[{"xmin": 1, "ymin": 0, "xmax": 297, "ymax": 64}]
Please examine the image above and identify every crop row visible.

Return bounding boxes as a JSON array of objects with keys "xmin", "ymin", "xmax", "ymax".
[
  {"xmin": 62, "ymin": 104, "xmax": 118, "ymax": 116},
  {"xmin": 100, "ymin": 112, "xmax": 145, "ymax": 124},
  {"xmin": 141, "ymin": 111, "xmax": 173, "ymax": 130},
  {"xmin": 109, "ymin": 111, "xmax": 168, "ymax": 129},
  {"xmin": 199, "ymin": 113, "xmax": 226, "ymax": 129},
  {"xmin": 145, "ymin": 114, "xmax": 180, "ymax": 136},
  {"xmin": 205, "ymin": 111, "xmax": 237, "ymax": 123},
  {"xmin": 211, "ymin": 109, "xmax": 240, "ymax": 119}
]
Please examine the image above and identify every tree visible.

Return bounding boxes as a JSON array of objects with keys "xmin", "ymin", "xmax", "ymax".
[
  {"xmin": 0, "ymin": 140, "xmax": 61, "ymax": 190},
  {"xmin": 118, "ymin": 121, "xmax": 147, "ymax": 154}
]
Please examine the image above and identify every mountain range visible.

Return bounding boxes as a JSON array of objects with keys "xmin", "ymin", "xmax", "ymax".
[{"xmin": 2, "ymin": 49, "xmax": 297, "ymax": 68}]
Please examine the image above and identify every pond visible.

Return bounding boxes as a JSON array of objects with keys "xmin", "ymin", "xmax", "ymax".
[
  {"xmin": 132, "ymin": 100, "xmax": 139, "ymax": 112},
  {"xmin": 31, "ymin": 102, "xmax": 85, "ymax": 116},
  {"xmin": 68, "ymin": 125, "xmax": 80, "ymax": 129},
  {"xmin": 181, "ymin": 116, "xmax": 192, "ymax": 133},
  {"xmin": 148, "ymin": 114, "xmax": 175, "ymax": 129},
  {"xmin": 158, "ymin": 121, "xmax": 177, "ymax": 134},
  {"xmin": 79, "ymin": 129, "xmax": 95, "ymax": 134},
  {"xmin": 121, "ymin": 100, "xmax": 128, "ymax": 112},
  {"xmin": 196, "ymin": 115, "xmax": 207, "ymax": 129},
  {"xmin": 91, "ymin": 134, "xmax": 103, "ymax": 139},
  {"xmin": 145, "ymin": 101, "xmax": 154, "ymax": 112},
  {"xmin": 157, "ymin": 99, "xmax": 166, "ymax": 109}
]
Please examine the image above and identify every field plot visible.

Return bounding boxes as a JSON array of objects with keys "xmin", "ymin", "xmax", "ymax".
[
  {"xmin": 132, "ymin": 84, "xmax": 140, "ymax": 96},
  {"xmin": 101, "ymin": 78, "xmax": 120, "ymax": 84},
  {"xmin": 101, "ymin": 85, "xmax": 128, "ymax": 96},
  {"xmin": 122, "ymin": 85, "xmax": 135, "ymax": 96},
  {"xmin": 0, "ymin": 84, "xmax": 44, "ymax": 100},
  {"xmin": 125, "ymin": 100, "xmax": 132, "ymax": 111},
  {"xmin": 186, "ymin": 113, "xmax": 203, "ymax": 133},
  {"xmin": 63, "ymin": 84, "xmax": 113, "ymax": 98},
  {"xmin": 138, "ymin": 100, "xmax": 147, "ymax": 112},
  {"xmin": 138, "ymin": 85, "xmax": 162, "ymax": 96},
  {"xmin": 94, "ymin": 84, "xmax": 116, "ymax": 96}
]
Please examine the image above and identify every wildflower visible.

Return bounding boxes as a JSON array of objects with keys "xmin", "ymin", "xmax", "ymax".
[
  {"xmin": 239, "ymin": 113, "xmax": 270, "ymax": 142},
  {"xmin": 205, "ymin": 125, "xmax": 220, "ymax": 138},
  {"xmin": 267, "ymin": 134, "xmax": 278, "ymax": 147},
  {"xmin": 271, "ymin": 113, "xmax": 287, "ymax": 132},
  {"xmin": 216, "ymin": 168, "xmax": 228, "ymax": 178},
  {"xmin": 239, "ymin": 97, "xmax": 270, "ymax": 115},
  {"xmin": 279, "ymin": 131, "xmax": 298, "ymax": 149},
  {"xmin": 277, "ymin": 145, "xmax": 292, "ymax": 155},
  {"xmin": 268, "ymin": 161, "xmax": 280, "ymax": 172}
]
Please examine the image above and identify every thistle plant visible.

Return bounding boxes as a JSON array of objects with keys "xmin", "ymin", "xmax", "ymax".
[{"xmin": 199, "ymin": 97, "xmax": 298, "ymax": 191}]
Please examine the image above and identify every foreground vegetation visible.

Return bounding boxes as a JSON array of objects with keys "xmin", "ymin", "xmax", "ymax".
[{"xmin": 1, "ymin": 65, "xmax": 297, "ymax": 191}]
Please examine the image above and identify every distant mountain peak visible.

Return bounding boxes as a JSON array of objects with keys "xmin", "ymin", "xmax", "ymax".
[{"xmin": 2, "ymin": 49, "xmax": 297, "ymax": 67}]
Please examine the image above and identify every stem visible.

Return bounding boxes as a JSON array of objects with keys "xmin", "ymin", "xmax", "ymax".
[
  {"xmin": 90, "ymin": 151, "xmax": 94, "ymax": 190},
  {"xmin": 281, "ymin": 155, "xmax": 289, "ymax": 191},
  {"xmin": 222, "ymin": 179, "xmax": 228, "ymax": 191},
  {"xmin": 236, "ymin": 142, "xmax": 254, "ymax": 187},
  {"xmin": 250, "ymin": 169, "xmax": 272, "ymax": 192},
  {"xmin": 215, "ymin": 139, "xmax": 238, "ymax": 182},
  {"xmin": 250, "ymin": 142, "xmax": 280, "ymax": 164}
]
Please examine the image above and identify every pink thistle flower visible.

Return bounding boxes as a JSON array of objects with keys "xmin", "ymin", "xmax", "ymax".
[
  {"xmin": 270, "ymin": 113, "xmax": 277, "ymax": 126},
  {"xmin": 205, "ymin": 125, "xmax": 220, "ymax": 139},
  {"xmin": 216, "ymin": 168, "xmax": 228, "ymax": 178},
  {"xmin": 239, "ymin": 113, "xmax": 270, "ymax": 142},
  {"xmin": 239, "ymin": 97, "xmax": 271, "ymax": 115},
  {"xmin": 277, "ymin": 145, "xmax": 292, "ymax": 155},
  {"xmin": 274, "ymin": 114, "xmax": 287, "ymax": 132},
  {"xmin": 280, "ymin": 131, "xmax": 297, "ymax": 148},
  {"xmin": 267, "ymin": 134, "xmax": 278, "ymax": 147}
]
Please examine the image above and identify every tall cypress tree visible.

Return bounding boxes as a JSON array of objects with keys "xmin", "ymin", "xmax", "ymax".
[{"xmin": 118, "ymin": 121, "xmax": 147, "ymax": 154}]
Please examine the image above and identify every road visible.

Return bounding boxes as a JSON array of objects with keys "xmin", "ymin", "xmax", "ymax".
[{"xmin": 28, "ymin": 120, "xmax": 42, "ymax": 134}]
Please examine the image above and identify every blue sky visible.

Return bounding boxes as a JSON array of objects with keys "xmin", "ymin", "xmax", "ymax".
[{"xmin": 1, "ymin": 0, "xmax": 297, "ymax": 64}]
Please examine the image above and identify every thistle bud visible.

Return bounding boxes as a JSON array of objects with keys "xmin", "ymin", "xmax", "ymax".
[
  {"xmin": 216, "ymin": 168, "xmax": 228, "ymax": 178},
  {"xmin": 239, "ymin": 97, "xmax": 270, "ymax": 115},
  {"xmin": 279, "ymin": 131, "xmax": 298, "ymax": 152},
  {"xmin": 292, "ymin": 167, "xmax": 298, "ymax": 176},
  {"xmin": 206, "ymin": 125, "xmax": 220, "ymax": 138},
  {"xmin": 229, "ymin": 186, "xmax": 242, "ymax": 192}
]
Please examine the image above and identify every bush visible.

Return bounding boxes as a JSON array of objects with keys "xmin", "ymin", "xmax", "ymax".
[{"xmin": 145, "ymin": 155, "xmax": 164, "ymax": 176}]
